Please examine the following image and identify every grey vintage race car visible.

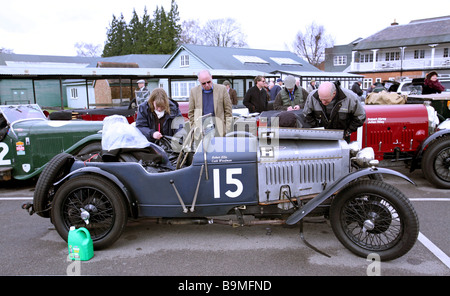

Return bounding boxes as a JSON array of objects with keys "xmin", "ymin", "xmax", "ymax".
[{"xmin": 26, "ymin": 112, "xmax": 420, "ymax": 261}]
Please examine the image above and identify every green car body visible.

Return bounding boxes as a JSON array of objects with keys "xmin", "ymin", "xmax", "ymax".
[{"xmin": 0, "ymin": 105, "xmax": 102, "ymax": 181}]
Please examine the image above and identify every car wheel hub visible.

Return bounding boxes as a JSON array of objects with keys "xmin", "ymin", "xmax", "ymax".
[{"xmin": 80, "ymin": 204, "xmax": 98, "ymax": 225}]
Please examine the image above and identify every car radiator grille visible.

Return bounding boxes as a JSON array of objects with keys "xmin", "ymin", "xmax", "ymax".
[{"xmin": 258, "ymin": 158, "xmax": 343, "ymax": 203}]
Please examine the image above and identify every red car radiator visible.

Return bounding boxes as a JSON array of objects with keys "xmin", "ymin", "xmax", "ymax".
[{"xmin": 351, "ymin": 105, "xmax": 429, "ymax": 160}]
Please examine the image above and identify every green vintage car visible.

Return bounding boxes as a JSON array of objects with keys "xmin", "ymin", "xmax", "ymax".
[{"xmin": 0, "ymin": 104, "xmax": 102, "ymax": 181}]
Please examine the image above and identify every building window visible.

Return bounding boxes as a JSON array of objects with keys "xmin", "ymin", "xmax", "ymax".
[
  {"xmin": 171, "ymin": 81, "xmax": 197, "ymax": 99},
  {"xmin": 70, "ymin": 88, "xmax": 78, "ymax": 99},
  {"xmin": 333, "ymin": 55, "xmax": 347, "ymax": 66},
  {"xmin": 360, "ymin": 53, "xmax": 373, "ymax": 63},
  {"xmin": 270, "ymin": 57, "xmax": 302, "ymax": 66},
  {"xmin": 385, "ymin": 52, "xmax": 400, "ymax": 61},
  {"xmin": 180, "ymin": 55, "xmax": 190, "ymax": 67},
  {"xmin": 414, "ymin": 50, "xmax": 425, "ymax": 59},
  {"xmin": 233, "ymin": 55, "xmax": 269, "ymax": 64},
  {"xmin": 444, "ymin": 48, "xmax": 449, "ymax": 58},
  {"xmin": 363, "ymin": 78, "xmax": 373, "ymax": 89}
]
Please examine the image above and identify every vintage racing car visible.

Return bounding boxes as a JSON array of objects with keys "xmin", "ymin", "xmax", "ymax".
[
  {"xmin": 0, "ymin": 104, "xmax": 103, "ymax": 182},
  {"xmin": 26, "ymin": 113, "xmax": 420, "ymax": 261},
  {"xmin": 353, "ymin": 101, "xmax": 450, "ymax": 189}
]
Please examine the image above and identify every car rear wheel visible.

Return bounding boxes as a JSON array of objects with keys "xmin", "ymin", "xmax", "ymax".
[
  {"xmin": 33, "ymin": 153, "xmax": 74, "ymax": 218},
  {"xmin": 422, "ymin": 136, "xmax": 450, "ymax": 189},
  {"xmin": 51, "ymin": 175, "xmax": 128, "ymax": 250},
  {"xmin": 76, "ymin": 141, "xmax": 102, "ymax": 161},
  {"xmin": 330, "ymin": 180, "xmax": 419, "ymax": 261}
]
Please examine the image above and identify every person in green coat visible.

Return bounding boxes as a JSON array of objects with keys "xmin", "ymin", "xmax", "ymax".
[{"xmin": 273, "ymin": 75, "xmax": 309, "ymax": 111}]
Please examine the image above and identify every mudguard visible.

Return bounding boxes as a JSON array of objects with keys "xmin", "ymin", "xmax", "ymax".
[
  {"xmin": 285, "ymin": 167, "xmax": 415, "ymax": 225},
  {"xmin": 410, "ymin": 129, "xmax": 450, "ymax": 172},
  {"xmin": 54, "ymin": 166, "xmax": 139, "ymax": 218}
]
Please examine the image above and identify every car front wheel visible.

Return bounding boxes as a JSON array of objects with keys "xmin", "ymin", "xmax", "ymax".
[
  {"xmin": 330, "ymin": 180, "xmax": 419, "ymax": 261},
  {"xmin": 51, "ymin": 174, "xmax": 128, "ymax": 250},
  {"xmin": 422, "ymin": 136, "xmax": 450, "ymax": 189}
]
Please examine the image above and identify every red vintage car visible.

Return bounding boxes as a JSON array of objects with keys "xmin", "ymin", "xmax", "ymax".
[
  {"xmin": 48, "ymin": 106, "xmax": 137, "ymax": 123},
  {"xmin": 351, "ymin": 104, "xmax": 450, "ymax": 189}
]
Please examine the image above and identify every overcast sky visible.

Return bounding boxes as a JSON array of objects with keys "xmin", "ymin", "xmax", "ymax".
[{"xmin": 0, "ymin": 0, "xmax": 448, "ymax": 56}]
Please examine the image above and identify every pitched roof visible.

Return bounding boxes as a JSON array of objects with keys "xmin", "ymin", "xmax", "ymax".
[
  {"xmin": 354, "ymin": 15, "xmax": 450, "ymax": 50},
  {"xmin": 0, "ymin": 53, "xmax": 171, "ymax": 69},
  {"xmin": 0, "ymin": 53, "xmax": 97, "ymax": 66},
  {"xmin": 87, "ymin": 54, "xmax": 171, "ymax": 68},
  {"xmin": 163, "ymin": 44, "xmax": 321, "ymax": 73}
]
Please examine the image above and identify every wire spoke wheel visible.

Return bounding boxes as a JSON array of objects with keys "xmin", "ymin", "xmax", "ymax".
[
  {"xmin": 341, "ymin": 195, "xmax": 401, "ymax": 251},
  {"xmin": 61, "ymin": 187, "xmax": 115, "ymax": 241},
  {"xmin": 330, "ymin": 180, "xmax": 419, "ymax": 261},
  {"xmin": 423, "ymin": 137, "xmax": 450, "ymax": 189},
  {"xmin": 52, "ymin": 175, "xmax": 127, "ymax": 250},
  {"xmin": 433, "ymin": 146, "xmax": 450, "ymax": 182}
]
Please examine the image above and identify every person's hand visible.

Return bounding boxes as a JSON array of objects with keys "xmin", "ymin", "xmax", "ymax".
[
  {"xmin": 287, "ymin": 106, "xmax": 294, "ymax": 111},
  {"xmin": 153, "ymin": 131, "xmax": 162, "ymax": 140},
  {"xmin": 293, "ymin": 105, "xmax": 300, "ymax": 110}
]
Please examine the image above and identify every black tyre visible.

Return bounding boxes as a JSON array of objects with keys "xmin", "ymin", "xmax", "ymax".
[
  {"xmin": 330, "ymin": 180, "xmax": 419, "ymax": 261},
  {"xmin": 76, "ymin": 142, "xmax": 102, "ymax": 161},
  {"xmin": 51, "ymin": 175, "xmax": 128, "ymax": 250},
  {"xmin": 33, "ymin": 153, "xmax": 74, "ymax": 218},
  {"xmin": 422, "ymin": 136, "xmax": 450, "ymax": 189}
]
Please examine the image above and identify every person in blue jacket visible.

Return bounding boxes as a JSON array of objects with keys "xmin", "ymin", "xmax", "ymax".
[{"xmin": 136, "ymin": 88, "xmax": 183, "ymax": 143}]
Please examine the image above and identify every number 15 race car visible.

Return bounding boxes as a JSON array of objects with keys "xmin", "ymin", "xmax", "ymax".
[{"xmin": 26, "ymin": 113, "xmax": 420, "ymax": 261}]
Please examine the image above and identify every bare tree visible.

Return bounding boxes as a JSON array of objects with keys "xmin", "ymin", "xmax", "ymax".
[
  {"xmin": 179, "ymin": 19, "xmax": 204, "ymax": 45},
  {"xmin": 179, "ymin": 18, "xmax": 247, "ymax": 48},
  {"xmin": 75, "ymin": 42, "xmax": 103, "ymax": 57},
  {"xmin": 202, "ymin": 18, "xmax": 247, "ymax": 47},
  {"xmin": 293, "ymin": 22, "xmax": 334, "ymax": 67},
  {"xmin": 0, "ymin": 47, "xmax": 14, "ymax": 54}
]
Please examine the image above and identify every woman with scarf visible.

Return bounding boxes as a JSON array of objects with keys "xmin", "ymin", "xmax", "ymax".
[
  {"xmin": 422, "ymin": 71, "xmax": 445, "ymax": 94},
  {"xmin": 136, "ymin": 88, "xmax": 183, "ymax": 143}
]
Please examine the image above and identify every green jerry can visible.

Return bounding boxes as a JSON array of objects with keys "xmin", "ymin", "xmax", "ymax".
[{"xmin": 68, "ymin": 226, "xmax": 94, "ymax": 261}]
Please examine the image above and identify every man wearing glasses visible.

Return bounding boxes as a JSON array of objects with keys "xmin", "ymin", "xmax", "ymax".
[{"xmin": 188, "ymin": 69, "xmax": 232, "ymax": 137}]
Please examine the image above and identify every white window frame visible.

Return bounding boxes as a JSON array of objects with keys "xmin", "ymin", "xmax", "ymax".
[
  {"xmin": 363, "ymin": 78, "xmax": 373, "ymax": 89},
  {"xmin": 180, "ymin": 54, "xmax": 190, "ymax": 67},
  {"xmin": 333, "ymin": 55, "xmax": 347, "ymax": 66},
  {"xmin": 171, "ymin": 81, "xmax": 197, "ymax": 99},
  {"xmin": 414, "ymin": 50, "xmax": 425, "ymax": 59},
  {"xmin": 70, "ymin": 88, "xmax": 78, "ymax": 100},
  {"xmin": 385, "ymin": 51, "xmax": 400, "ymax": 61},
  {"xmin": 360, "ymin": 53, "xmax": 373, "ymax": 63}
]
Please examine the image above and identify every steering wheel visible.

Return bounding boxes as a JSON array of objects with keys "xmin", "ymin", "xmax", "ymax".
[{"xmin": 155, "ymin": 136, "xmax": 174, "ymax": 153}]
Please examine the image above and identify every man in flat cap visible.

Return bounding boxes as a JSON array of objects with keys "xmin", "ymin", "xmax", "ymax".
[{"xmin": 135, "ymin": 79, "xmax": 150, "ymax": 106}]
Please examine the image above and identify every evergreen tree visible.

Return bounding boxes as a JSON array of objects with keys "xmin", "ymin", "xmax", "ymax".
[
  {"xmin": 102, "ymin": 1, "xmax": 181, "ymax": 57},
  {"xmin": 141, "ymin": 7, "xmax": 155, "ymax": 54},
  {"xmin": 128, "ymin": 9, "xmax": 144, "ymax": 54},
  {"xmin": 103, "ymin": 13, "xmax": 128, "ymax": 57}
]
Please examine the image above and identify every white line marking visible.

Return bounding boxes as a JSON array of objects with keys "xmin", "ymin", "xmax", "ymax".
[
  {"xmin": 0, "ymin": 197, "xmax": 33, "ymax": 201},
  {"xmin": 418, "ymin": 232, "xmax": 450, "ymax": 270},
  {"xmin": 410, "ymin": 198, "xmax": 450, "ymax": 201}
]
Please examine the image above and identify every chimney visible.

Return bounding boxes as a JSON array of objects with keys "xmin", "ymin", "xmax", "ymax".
[{"xmin": 391, "ymin": 19, "xmax": 399, "ymax": 26}]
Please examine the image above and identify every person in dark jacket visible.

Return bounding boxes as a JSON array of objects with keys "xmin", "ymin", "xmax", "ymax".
[
  {"xmin": 269, "ymin": 78, "xmax": 283, "ymax": 101},
  {"xmin": 243, "ymin": 75, "xmax": 268, "ymax": 113},
  {"xmin": 351, "ymin": 79, "xmax": 363, "ymax": 96},
  {"xmin": 136, "ymin": 88, "xmax": 183, "ymax": 143},
  {"xmin": 422, "ymin": 71, "xmax": 445, "ymax": 94},
  {"xmin": 303, "ymin": 81, "xmax": 366, "ymax": 142}
]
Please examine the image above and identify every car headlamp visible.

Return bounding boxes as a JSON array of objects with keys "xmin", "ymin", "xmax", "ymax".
[{"xmin": 354, "ymin": 147, "xmax": 379, "ymax": 167}]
